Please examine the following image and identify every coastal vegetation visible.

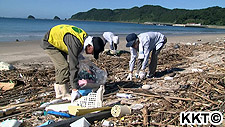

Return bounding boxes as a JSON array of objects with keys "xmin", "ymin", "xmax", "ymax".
[
  {"xmin": 27, "ymin": 15, "xmax": 35, "ymax": 19},
  {"xmin": 53, "ymin": 16, "xmax": 60, "ymax": 20},
  {"xmin": 70, "ymin": 5, "xmax": 225, "ymax": 26}
]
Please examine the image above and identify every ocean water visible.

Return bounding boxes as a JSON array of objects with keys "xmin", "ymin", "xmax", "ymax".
[{"xmin": 1, "ymin": 17, "xmax": 225, "ymax": 42}]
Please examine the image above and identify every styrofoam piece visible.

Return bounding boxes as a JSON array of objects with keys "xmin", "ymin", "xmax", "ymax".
[
  {"xmin": 130, "ymin": 104, "xmax": 144, "ymax": 110},
  {"xmin": 70, "ymin": 117, "xmax": 90, "ymax": 127},
  {"xmin": 0, "ymin": 119, "xmax": 22, "ymax": 127},
  {"xmin": 164, "ymin": 76, "xmax": 173, "ymax": 80},
  {"xmin": 102, "ymin": 120, "xmax": 114, "ymax": 127},
  {"xmin": 45, "ymin": 103, "xmax": 71, "ymax": 112},
  {"xmin": 0, "ymin": 62, "xmax": 14, "ymax": 71},
  {"xmin": 111, "ymin": 105, "xmax": 131, "ymax": 117},
  {"xmin": 142, "ymin": 85, "xmax": 151, "ymax": 90},
  {"xmin": 116, "ymin": 93, "xmax": 132, "ymax": 99},
  {"xmin": 192, "ymin": 68, "xmax": 203, "ymax": 72}
]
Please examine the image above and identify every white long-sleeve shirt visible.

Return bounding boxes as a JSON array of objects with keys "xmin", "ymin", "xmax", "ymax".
[
  {"xmin": 103, "ymin": 32, "xmax": 119, "ymax": 50},
  {"xmin": 129, "ymin": 32, "xmax": 165, "ymax": 72}
]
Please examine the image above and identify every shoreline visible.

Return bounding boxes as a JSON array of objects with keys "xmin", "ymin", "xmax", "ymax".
[{"xmin": 0, "ymin": 33, "xmax": 224, "ymax": 69}]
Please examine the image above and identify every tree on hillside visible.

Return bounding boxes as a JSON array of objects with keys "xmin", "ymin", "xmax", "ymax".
[
  {"xmin": 54, "ymin": 16, "xmax": 60, "ymax": 20},
  {"xmin": 70, "ymin": 5, "xmax": 225, "ymax": 26},
  {"xmin": 27, "ymin": 15, "xmax": 35, "ymax": 19}
]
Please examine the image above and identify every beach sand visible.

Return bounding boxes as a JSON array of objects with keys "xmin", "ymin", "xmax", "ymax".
[{"xmin": 0, "ymin": 34, "xmax": 224, "ymax": 68}]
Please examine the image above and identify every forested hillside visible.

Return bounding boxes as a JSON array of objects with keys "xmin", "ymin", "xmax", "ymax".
[{"xmin": 70, "ymin": 5, "xmax": 225, "ymax": 25}]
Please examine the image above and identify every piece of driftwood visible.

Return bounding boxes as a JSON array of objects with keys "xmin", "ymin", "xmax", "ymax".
[
  {"xmin": 192, "ymin": 92, "xmax": 218, "ymax": 105},
  {"xmin": 0, "ymin": 102, "xmax": 36, "ymax": 110},
  {"xmin": 142, "ymin": 106, "xmax": 149, "ymax": 127},
  {"xmin": 126, "ymin": 91, "xmax": 192, "ymax": 101},
  {"xmin": 0, "ymin": 82, "xmax": 15, "ymax": 91}
]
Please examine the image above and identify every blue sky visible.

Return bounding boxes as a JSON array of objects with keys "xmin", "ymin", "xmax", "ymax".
[{"xmin": 0, "ymin": 0, "xmax": 225, "ymax": 19}]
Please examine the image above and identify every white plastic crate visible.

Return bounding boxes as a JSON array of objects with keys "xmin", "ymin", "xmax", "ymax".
[{"xmin": 73, "ymin": 85, "xmax": 104, "ymax": 108}]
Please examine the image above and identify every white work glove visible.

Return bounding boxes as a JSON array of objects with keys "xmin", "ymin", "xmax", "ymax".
[
  {"xmin": 126, "ymin": 73, "xmax": 133, "ymax": 81},
  {"xmin": 71, "ymin": 90, "xmax": 81, "ymax": 103},
  {"xmin": 139, "ymin": 71, "xmax": 146, "ymax": 80}
]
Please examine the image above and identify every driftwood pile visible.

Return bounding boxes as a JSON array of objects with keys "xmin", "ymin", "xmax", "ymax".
[
  {"xmin": 92, "ymin": 42, "xmax": 225, "ymax": 126},
  {"xmin": 0, "ymin": 41, "xmax": 224, "ymax": 126}
]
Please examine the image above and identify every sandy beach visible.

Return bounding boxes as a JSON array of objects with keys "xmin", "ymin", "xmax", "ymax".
[{"xmin": 0, "ymin": 34, "xmax": 224, "ymax": 68}]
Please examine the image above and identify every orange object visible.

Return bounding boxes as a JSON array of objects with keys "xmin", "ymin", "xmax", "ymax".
[{"xmin": 0, "ymin": 82, "xmax": 15, "ymax": 91}]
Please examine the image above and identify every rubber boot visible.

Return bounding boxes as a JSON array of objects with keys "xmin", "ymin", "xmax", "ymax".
[
  {"xmin": 58, "ymin": 84, "xmax": 71, "ymax": 101},
  {"xmin": 54, "ymin": 83, "xmax": 62, "ymax": 99}
]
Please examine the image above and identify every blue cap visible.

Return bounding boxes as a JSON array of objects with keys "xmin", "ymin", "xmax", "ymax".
[{"xmin": 126, "ymin": 33, "xmax": 137, "ymax": 47}]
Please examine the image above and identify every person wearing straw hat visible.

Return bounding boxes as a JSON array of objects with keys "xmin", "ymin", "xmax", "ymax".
[
  {"xmin": 125, "ymin": 32, "xmax": 167, "ymax": 80},
  {"xmin": 41, "ymin": 24, "xmax": 105, "ymax": 102}
]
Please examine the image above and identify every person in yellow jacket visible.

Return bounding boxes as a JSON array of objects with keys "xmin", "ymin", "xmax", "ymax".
[{"xmin": 40, "ymin": 24, "xmax": 105, "ymax": 102}]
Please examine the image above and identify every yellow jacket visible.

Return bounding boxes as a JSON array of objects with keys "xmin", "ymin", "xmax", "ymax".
[{"xmin": 48, "ymin": 24, "xmax": 87, "ymax": 53}]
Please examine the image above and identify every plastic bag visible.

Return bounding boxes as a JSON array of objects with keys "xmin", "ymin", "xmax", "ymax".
[{"xmin": 78, "ymin": 59, "xmax": 107, "ymax": 89}]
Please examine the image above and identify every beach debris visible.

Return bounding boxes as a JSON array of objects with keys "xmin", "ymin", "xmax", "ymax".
[
  {"xmin": 102, "ymin": 120, "xmax": 114, "ymax": 127},
  {"xmin": 186, "ymin": 42, "xmax": 197, "ymax": 45},
  {"xmin": 46, "ymin": 110, "xmax": 73, "ymax": 118},
  {"xmin": 141, "ymin": 84, "xmax": 151, "ymax": 90},
  {"xmin": 0, "ymin": 82, "xmax": 15, "ymax": 91},
  {"xmin": 37, "ymin": 120, "xmax": 55, "ymax": 127},
  {"xmin": 164, "ymin": 76, "xmax": 173, "ymax": 80},
  {"xmin": 14, "ymin": 98, "xmax": 25, "ymax": 104},
  {"xmin": 111, "ymin": 105, "xmax": 131, "ymax": 117},
  {"xmin": 116, "ymin": 93, "xmax": 132, "ymax": 99},
  {"xmin": 68, "ymin": 106, "xmax": 111, "ymax": 116},
  {"xmin": 142, "ymin": 106, "xmax": 149, "ymax": 127},
  {"xmin": 45, "ymin": 103, "xmax": 71, "ymax": 112},
  {"xmin": 70, "ymin": 117, "xmax": 90, "ymax": 127},
  {"xmin": 3, "ymin": 107, "xmax": 16, "ymax": 116},
  {"xmin": 0, "ymin": 62, "xmax": 14, "ymax": 71},
  {"xmin": 173, "ymin": 44, "xmax": 180, "ymax": 49},
  {"xmin": 0, "ymin": 110, "xmax": 4, "ymax": 117},
  {"xmin": 130, "ymin": 104, "xmax": 144, "ymax": 110},
  {"xmin": 32, "ymin": 111, "xmax": 43, "ymax": 116},
  {"xmin": 40, "ymin": 99, "xmax": 63, "ymax": 108},
  {"xmin": 72, "ymin": 85, "xmax": 104, "ymax": 108},
  {"xmin": 192, "ymin": 68, "xmax": 203, "ymax": 72},
  {"xmin": 0, "ymin": 119, "xmax": 22, "ymax": 127}
]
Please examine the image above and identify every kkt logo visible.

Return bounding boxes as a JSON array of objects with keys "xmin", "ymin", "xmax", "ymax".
[{"xmin": 180, "ymin": 111, "xmax": 223, "ymax": 125}]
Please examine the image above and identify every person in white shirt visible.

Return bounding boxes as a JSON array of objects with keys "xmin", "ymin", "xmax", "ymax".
[
  {"xmin": 103, "ymin": 32, "xmax": 119, "ymax": 54},
  {"xmin": 126, "ymin": 32, "xmax": 167, "ymax": 80}
]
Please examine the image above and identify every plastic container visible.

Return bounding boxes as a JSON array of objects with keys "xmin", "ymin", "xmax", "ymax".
[
  {"xmin": 72, "ymin": 85, "xmax": 104, "ymax": 108},
  {"xmin": 111, "ymin": 105, "xmax": 131, "ymax": 117}
]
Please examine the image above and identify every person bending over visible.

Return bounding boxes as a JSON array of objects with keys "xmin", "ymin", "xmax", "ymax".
[
  {"xmin": 125, "ymin": 32, "xmax": 167, "ymax": 80},
  {"xmin": 41, "ymin": 24, "xmax": 105, "ymax": 102}
]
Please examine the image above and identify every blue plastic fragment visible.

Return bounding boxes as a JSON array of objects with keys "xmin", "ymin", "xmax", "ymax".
[
  {"xmin": 47, "ymin": 111, "xmax": 74, "ymax": 118},
  {"xmin": 37, "ymin": 120, "xmax": 55, "ymax": 127},
  {"xmin": 79, "ymin": 89, "xmax": 92, "ymax": 96}
]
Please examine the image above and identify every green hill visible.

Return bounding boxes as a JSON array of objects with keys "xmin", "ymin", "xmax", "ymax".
[{"xmin": 70, "ymin": 5, "xmax": 225, "ymax": 26}]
